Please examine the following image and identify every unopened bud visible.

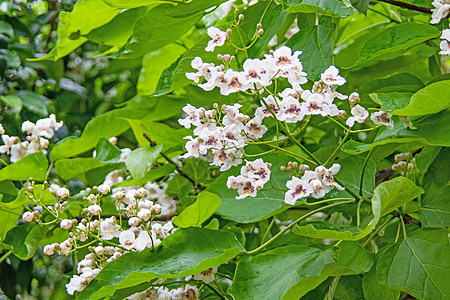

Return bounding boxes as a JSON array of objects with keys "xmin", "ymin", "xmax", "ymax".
[
  {"xmin": 257, "ymin": 29, "xmax": 264, "ymax": 35},
  {"xmin": 349, "ymin": 92, "xmax": 360, "ymax": 105},
  {"xmin": 286, "ymin": 166, "xmax": 292, "ymax": 171},
  {"xmin": 392, "ymin": 163, "xmax": 399, "ymax": 171},
  {"xmin": 226, "ymin": 29, "xmax": 232, "ymax": 36},
  {"xmin": 217, "ymin": 54, "xmax": 223, "ymax": 60},
  {"xmin": 256, "ymin": 23, "xmax": 262, "ymax": 29},
  {"xmin": 238, "ymin": 14, "xmax": 244, "ymax": 20},
  {"xmin": 299, "ymin": 164, "xmax": 310, "ymax": 172},
  {"xmin": 398, "ymin": 161, "xmax": 407, "ymax": 169},
  {"xmin": 213, "ymin": 103, "xmax": 219, "ymax": 109},
  {"xmin": 292, "ymin": 162, "xmax": 299, "ymax": 169},
  {"xmin": 280, "ymin": 166, "xmax": 287, "ymax": 171},
  {"xmin": 407, "ymin": 163, "xmax": 414, "ymax": 171}
]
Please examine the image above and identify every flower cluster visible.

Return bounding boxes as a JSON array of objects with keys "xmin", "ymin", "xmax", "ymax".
[
  {"xmin": 392, "ymin": 152, "xmax": 416, "ymax": 173},
  {"xmin": 285, "ymin": 164, "xmax": 344, "ymax": 205},
  {"xmin": 0, "ymin": 114, "xmax": 63, "ymax": 162},
  {"xmin": 431, "ymin": 0, "xmax": 450, "ymax": 24},
  {"xmin": 226, "ymin": 159, "xmax": 272, "ymax": 199},
  {"xmin": 129, "ymin": 284, "xmax": 199, "ymax": 300},
  {"xmin": 439, "ymin": 27, "xmax": 450, "ymax": 55},
  {"xmin": 179, "ymin": 103, "xmax": 268, "ymax": 171}
]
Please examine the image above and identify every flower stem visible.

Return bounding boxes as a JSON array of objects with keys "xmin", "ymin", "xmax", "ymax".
[
  {"xmin": 0, "ymin": 250, "xmax": 12, "ymax": 264},
  {"xmin": 362, "ymin": 216, "xmax": 396, "ymax": 247},
  {"xmin": 244, "ymin": 200, "xmax": 355, "ymax": 255}
]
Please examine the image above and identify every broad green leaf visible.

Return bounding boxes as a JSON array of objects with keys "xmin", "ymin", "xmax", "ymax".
[
  {"xmin": 15, "ymin": 91, "xmax": 50, "ymax": 116},
  {"xmin": 207, "ymin": 154, "xmax": 291, "ymax": 223},
  {"xmin": 0, "ymin": 190, "xmax": 27, "ymax": 241},
  {"xmin": 350, "ymin": 0, "xmax": 370, "ymax": 13},
  {"xmin": 0, "ymin": 152, "xmax": 48, "ymax": 182},
  {"xmin": 369, "ymin": 92, "xmax": 412, "ymax": 113},
  {"xmin": 418, "ymin": 148, "xmax": 450, "ymax": 227},
  {"xmin": 282, "ymin": 0, "xmax": 353, "ymax": 18},
  {"xmin": 342, "ymin": 110, "xmax": 450, "ymax": 153},
  {"xmin": 173, "ymin": 191, "xmax": 221, "ymax": 228},
  {"xmin": 286, "ymin": 16, "xmax": 335, "ymax": 81},
  {"xmin": 229, "ymin": 245, "xmax": 337, "ymax": 300},
  {"xmin": 332, "ymin": 241, "xmax": 374, "ymax": 275},
  {"xmin": 0, "ymin": 21, "xmax": 14, "ymax": 37},
  {"xmin": 0, "ymin": 95, "xmax": 22, "ymax": 113},
  {"xmin": 352, "ymin": 23, "xmax": 440, "ymax": 67},
  {"xmin": 117, "ymin": 164, "xmax": 175, "ymax": 187},
  {"xmin": 391, "ymin": 80, "xmax": 450, "ymax": 116},
  {"xmin": 50, "ymin": 108, "xmax": 151, "ymax": 161},
  {"xmin": 377, "ymin": 228, "xmax": 450, "ymax": 300},
  {"xmin": 86, "ymin": 6, "xmax": 152, "ymax": 48},
  {"xmin": 151, "ymin": 58, "xmax": 182, "ymax": 97},
  {"xmin": 334, "ymin": 275, "xmax": 365, "ymax": 300},
  {"xmin": 362, "ymin": 266, "xmax": 400, "ymax": 300},
  {"xmin": 3, "ymin": 223, "xmax": 48, "ymax": 260},
  {"xmin": 102, "ymin": 0, "xmax": 170, "ymax": 8},
  {"xmin": 55, "ymin": 158, "xmax": 114, "ymax": 181},
  {"xmin": 415, "ymin": 146, "xmax": 441, "ymax": 175},
  {"xmin": 372, "ymin": 177, "xmax": 424, "ymax": 217},
  {"xmin": 359, "ymin": 73, "xmax": 425, "ymax": 94},
  {"xmin": 125, "ymin": 145, "xmax": 163, "ymax": 186},
  {"xmin": 293, "ymin": 221, "xmax": 371, "ymax": 241},
  {"xmin": 166, "ymin": 174, "xmax": 193, "ymax": 201},
  {"xmin": 78, "ymin": 228, "xmax": 244, "ymax": 300},
  {"xmin": 137, "ymin": 44, "xmax": 186, "ymax": 95},
  {"xmin": 94, "ymin": 138, "xmax": 121, "ymax": 163}
]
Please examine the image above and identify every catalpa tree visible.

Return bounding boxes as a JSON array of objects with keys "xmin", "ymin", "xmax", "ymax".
[{"xmin": 0, "ymin": 0, "xmax": 449, "ymax": 299}]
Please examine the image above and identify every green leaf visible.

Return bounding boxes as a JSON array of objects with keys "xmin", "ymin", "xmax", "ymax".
[
  {"xmin": 55, "ymin": 158, "xmax": 115, "ymax": 181},
  {"xmin": 352, "ymin": 23, "xmax": 440, "ymax": 67},
  {"xmin": 359, "ymin": 73, "xmax": 425, "ymax": 94},
  {"xmin": 137, "ymin": 44, "xmax": 186, "ymax": 95},
  {"xmin": 3, "ymin": 223, "xmax": 48, "ymax": 260},
  {"xmin": 50, "ymin": 108, "xmax": 151, "ymax": 161},
  {"xmin": 415, "ymin": 146, "xmax": 441, "ymax": 175},
  {"xmin": 372, "ymin": 177, "xmax": 423, "ymax": 217},
  {"xmin": 229, "ymin": 245, "xmax": 337, "ymax": 300},
  {"xmin": 377, "ymin": 228, "xmax": 450, "ymax": 300},
  {"xmin": 102, "ymin": 0, "xmax": 171, "ymax": 8},
  {"xmin": 0, "ymin": 190, "xmax": 26, "ymax": 241},
  {"xmin": 207, "ymin": 154, "xmax": 291, "ymax": 223},
  {"xmin": 391, "ymin": 80, "xmax": 450, "ymax": 116},
  {"xmin": 369, "ymin": 92, "xmax": 412, "ymax": 113},
  {"xmin": 282, "ymin": 0, "xmax": 353, "ymax": 18},
  {"xmin": 125, "ymin": 145, "xmax": 163, "ymax": 186},
  {"xmin": 94, "ymin": 138, "xmax": 122, "ymax": 163},
  {"xmin": 173, "ymin": 191, "xmax": 221, "ymax": 228},
  {"xmin": 350, "ymin": 0, "xmax": 370, "ymax": 13},
  {"xmin": 151, "ymin": 58, "xmax": 182, "ymax": 97},
  {"xmin": 342, "ymin": 110, "xmax": 450, "ymax": 154},
  {"xmin": 286, "ymin": 16, "xmax": 335, "ymax": 81},
  {"xmin": 293, "ymin": 221, "xmax": 371, "ymax": 241},
  {"xmin": 418, "ymin": 148, "xmax": 450, "ymax": 227},
  {"xmin": 362, "ymin": 266, "xmax": 400, "ymax": 300},
  {"xmin": 0, "ymin": 95, "xmax": 23, "ymax": 113},
  {"xmin": 0, "ymin": 20, "xmax": 14, "ymax": 37},
  {"xmin": 77, "ymin": 227, "xmax": 244, "ymax": 300},
  {"xmin": 332, "ymin": 241, "xmax": 374, "ymax": 275},
  {"xmin": 0, "ymin": 152, "xmax": 48, "ymax": 182},
  {"xmin": 15, "ymin": 91, "xmax": 50, "ymax": 116}
]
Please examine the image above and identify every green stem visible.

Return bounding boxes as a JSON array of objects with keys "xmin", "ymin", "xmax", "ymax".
[
  {"xmin": 324, "ymin": 276, "xmax": 341, "ymax": 300},
  {"xmin": 394, "ymin": 219, "xmax": 401, "ymax": 243},
  {"xmin": 261, "ymin": 216, "xmax": 276, "ymax": 244},
  {"xmin": 45, "ymin": 161, "xmax": 54, "ymax": 182},
  {"xmin": 205, "ymin": 282, "xmax": 226, "ymax": 299},
  {"xmin": 324, "ymin": 130, "xmax": 350, "ymax": 166},
  {"xmin": 243, "ymin": 148, "xmax": 276, "ymax": 158},
  {"xmin": 275, "ymin": 146, "xmax": 318, "ymax": 165},
  {"xmin": 362, "ymin": 216, "xmax": 396, "ymax": 247},
  {"xmin": 244, "ymin": 200, "xmax": 355, "ymax": 255},
  {"xmin": 359, "ymin": 149, "xmax": 373, "ymax": 198},
  {"xmin": 400, "ymin": 215, "xmax": 407, "ymax": 239},
  {"xmin": 304, "ymin": 198, "xmax": 353, "ymax": 206},
  {"xmin": 0, "ymin": 250, "xmax": 12, "ymax": 264},
  {"xmin": 0, "ymin": 158, "xmax": 8, "ymax": 166},
  {"xmin": 356, "ymin": 200, "xmax": 363, "ymax": 227}
]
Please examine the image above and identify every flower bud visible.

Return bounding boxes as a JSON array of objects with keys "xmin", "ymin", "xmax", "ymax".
[
  {"xmin": 60, "ymin": 219, "xmax": 73, "ymax": 230},
  {"xmin": 217, "ymin": 54, "xmax": 223, "ymax": 60},
  {"xmin": 43, "ymin": 243, "xmax": 58, "ymax": 255},
  {"xmin": 222, "ymin": 54, "xmax": 231, "ymax": 61},
  {"xmin": 128, "ymin": 217, "xmax": 140, "ymax": 227},
  {"xmin": 226, "ymin": 29, "xmax": 232, "ymax": 36},
  {"xmin": 56, "ymin": 187, "xmax": 70, "ymax": 199},
  {"xmin": 137, "ymin": 208, "xmax": 152, "ymax": 221},
  {"xmin": 152, "ymin": 204, "xmax": 162, "ymax": 214},
  {"xmin": 87, "ymin": 204, "xmax": 102, "ymax": 215},
  {"xmin": 407, "ymin": 163, "xmax": 414, "ymax": 171},
  {"xmin": 97, "ymin": 184, "xmax": 110, "ymax": 195},
  {"xmin": 392, "ymin": 163, "xmax": 399, "ymax": 171},
  {"xmin": 238, "ymin": 14, "xmax": 244, "ymax": 20},
  {"xmin": 256, "ymin": 23, "xmax": 262, "ymax": 29},
  {"xmin": 112, "ymin": 190, "xmax": 125, "ymax": 201},
  {"xmin": 94, "ymin": 246, "xmax": 104, "ymax": 255},
  {"xmin": 23, "ymin": 211, "xmax": 35, "ymax": 222},
  {"xmin": 398, "ymin": 161, "xmax": 407, "ymax": 169},
  {"xmin": 135, "ymin": 187, "xmax": 147, "ymax": 198},
  {"xmin": 348, "ymin": 92, "xmax": 360, "ymax": 105},
  {"xmin": 257, "ymin": 29, "xmax": 264, "ymax": 36}
]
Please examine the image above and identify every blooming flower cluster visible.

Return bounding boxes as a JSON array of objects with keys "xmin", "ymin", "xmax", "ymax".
[
  {"xmin": 285, "ymin": 164, "xmax": 344, "ymax": 205},
  {"xmin": 431, "ymin": 0, "xmax": 450, "ymax": 24},
  {"xmin": 129, "ymin": 284, "xmax": 199, "ymax": 300},
  {"xmin": 178, "ymin": 103, "xmax": 268, "ymax": 171},
  {"xmin": 226, "ymin": 159, "xmax": 272, "ymax": 199},
  {"xmin": 439, "ymin": 27, "xmax": 450, "ymax": 55},
  {"xmin": 0, "ymin": 114, "xmax": 63, "ymax": 162}
]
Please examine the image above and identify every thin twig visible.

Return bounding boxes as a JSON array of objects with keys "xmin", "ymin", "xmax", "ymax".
[{"xmin": 377, "ymin": 0, "xmax": 432, "ymax": 14}]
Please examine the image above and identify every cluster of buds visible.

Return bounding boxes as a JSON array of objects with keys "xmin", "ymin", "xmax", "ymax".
[{"xmin": 392, "ymin": 152, "xmax": 416, "ymax": 172}]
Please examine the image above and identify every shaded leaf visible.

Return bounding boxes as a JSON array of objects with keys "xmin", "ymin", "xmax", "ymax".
[
  {"xmin": 0, "ymin": 152, "xmax": 48, "ymax": 182},
  {"xmin": 362, "ymin": 266, "xmax": 400, "ymax": 300},
  {"xmin": 3, "ymin": 223, "xmax": 48, "ymax": 260},
  {"xmin": 173, "ymin": 191, "xmax": 221, "ymax": 228},
  {"xmin": 282, "ymin": 0, "xmax": 353, "ymax": 18}
]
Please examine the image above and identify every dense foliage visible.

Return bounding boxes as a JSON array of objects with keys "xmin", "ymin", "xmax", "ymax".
[{"xmin": 0, "ymin": 0, "xmax": 449, "ymax": 299}]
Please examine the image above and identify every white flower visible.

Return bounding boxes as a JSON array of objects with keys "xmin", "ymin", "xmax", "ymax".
[
  {"xmin": 56, "ymin": 187, "xmax": 70, "ymax": 199},
  {"xmin": 119, "ymin": 230, "xmax": 136, "ymax": 250},
  {"xmin": 285, "ymin": 177, "xmax": 313, "ymax": 205},
  {"xmin": 0, "ymin": 124, "xmax": 4, "ymax": 135},
  {"xmin": 221, "ymin": 124, "xmax": 246, "ymax": 148},
  {"xmin": 279, "ymin": 86, "xmax": 303, "ymax": 99},
  {"xmin": 137, "ymin": 208, "xmax": 152, "ymax": 221},
  {"xmin": 255, "ymin": 95, "xmax": 280, "ymax": 119},
  {"xmin": 59, "ymin": 238, "xmax": 73, "ymax": 254},
  {"xmin": 135, "ymin": 187, "xmax": 147, "ymax": 198},
  {"xmin": 239, "ymin": 58, "xmax": 271, "ymax": 87},
  {"xmin": 244, "ymin": 117, "xmax": 267, "ymax": 140},
  {"xmin": 152, "ymin": 203, "xmax": 162, "ymax": 214},
  {"xmin": 128, "ymin": 217, "xmax": 140, "ymax": 227},
  {"xmin": 276, "ymin": 96, "xmax": 304, "ymax": 123},
  {"xmin": 431, "ymin": 0, "xmax": 450, "ymax": 24},
  {"xmin": 371, "ymin": 111, "xmax": 394, "ymax": 129},
  {"xmin": 205, "ymin": 27, "xmax": 228, "ymax": 52},
  {"xmin": 241, "ymin": 158, "xmax": 271, "ymax": 184},
  {"xmin": 302, "ymin": 92, "xmax": 339, "ymax": 117},
  {"xmin": 439, "ymin": 29, "xmax": 450, "ymax": 55},
  {"xmin": 185, "ymin": 57, "xmax": 214, "ymax": 83},
  {"xmin": 199, "ymin": 128, "xmax": 223, "ymax": 154},
  {"xmin": 43, "ymin": 243, "xmax": 58, "ymax": 255},
  {"xmin": 97, "ymin": 184, "xmax": 110, "ymax": 195},
  {"xmin": 22, "ymin": 211, "xmax": 35, "ymax": 222},
  {"xmin": 315, "ymin": 164, "xmax": 344, "ymax": 190},
  {"xmin": 10, "ymin": 142, "xmax": 27, "ymax": 162},
  {"xmin": 87, "ymin": 204, "xmax": 102, "ymax": 215},
  {"xmin": 66, "ymin": 275, "xmax": 86, "ymax": 295},
  {"xmin": 182, "ymin": 136, "xmax": 201, "ymax": 159},
  {"xmin": 321, "ymin": 66, "xmax": 346, "ymax": 86},
  {"xmin": 100, "ymin": 217, "xmax": 120, "ymax": 240},
  {"xmin": 346, "ymin": 104, "xmax": 369, "ymax": 127},
  {"xmin": 219, "ymin": 69, "xmax": 249, "ymax": 95},
  {"xmin": 211, "ymin": 148, "xmax": 243, "ymax": 171},
  {"xmin": 192, "ymin": 266, "xmax": 218, "ymax": 284},
  {"xmin": 135, "ymin": 230, "xmax": 160, "ymax": 251},
  {"xmin": 0, "ymin": 135, "xmax": 19, "ymax": 154},
  {"xmin": 266, "ymin": 46, "xmax": 302, "ymax": 71},
  {"xmin": 198, "ymin": 67, "xmax": 224, "ymax": 91},
  {"xmin": 21, "ymin": 121, "xmax": 36, "ymax": 135},
  {"xmin": 178, "ymin": 104, "xmax": 203, "ymax": 129},
  {"xmin": 60, "ymin": 219, "xmax": 73, "ymax": 230}
]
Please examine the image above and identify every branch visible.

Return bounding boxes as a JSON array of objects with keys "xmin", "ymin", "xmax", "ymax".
[{"xmin": 377, "ymin": 0, "xmax": 432, "ymax": 14}]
